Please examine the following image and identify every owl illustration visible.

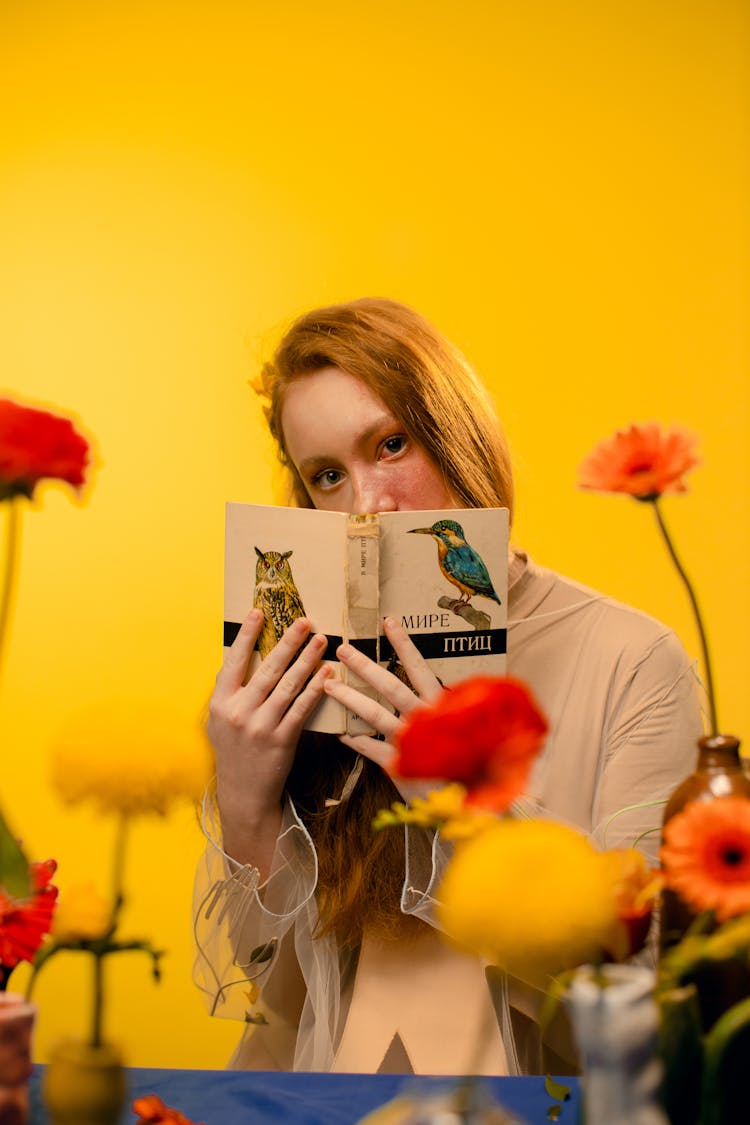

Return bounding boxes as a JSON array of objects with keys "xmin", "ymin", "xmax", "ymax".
[{"xmin": 253, "ymin": 547, "xmax": 307, "ymax": 659}]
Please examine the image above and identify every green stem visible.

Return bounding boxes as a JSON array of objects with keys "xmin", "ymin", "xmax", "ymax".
[
  {"xmin": 699, "ymin": 994, "xmax": 750, "ymax": 1125},
  {"xmin": 110, "ymin": 813, "xmax": 128, "ymax": 928},
  {"xmin": 92, "ymin": 952, "xmax": 104, "ymax": 1048},
  {"xmin": 90, "ymin": 813, "xmax": 129, "ymax": 1047},
  {"xmin": 0, "ymin": 499, "xmax": 21, "ymax": 687},
  {"xmin": 651, "ymin": 498, "xmax": 718, "ymax": 736}
]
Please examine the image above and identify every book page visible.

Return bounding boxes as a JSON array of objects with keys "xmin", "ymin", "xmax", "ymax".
[
  {"xmin": 224, "ymin": 503, "xmax": 350, "ymax": 733},
  {"xmin": 224, "ymin": 503, "xmax": 509, "ymax": 736},
  {"xmin": 378, "ymin": 507, "xmax": 509, "ymax": 697}
]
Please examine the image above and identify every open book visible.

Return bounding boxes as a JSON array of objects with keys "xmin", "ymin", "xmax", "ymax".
[{"xmin": 224, "ymin": 503, "xmax": 509, "ymax": 734}]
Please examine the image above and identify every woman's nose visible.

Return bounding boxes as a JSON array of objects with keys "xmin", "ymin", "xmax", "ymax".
[{"xmin": 351, "ymin": 472, "xmax": 396, "ymax": 515}]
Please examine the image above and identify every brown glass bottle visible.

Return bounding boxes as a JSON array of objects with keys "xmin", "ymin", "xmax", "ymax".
[{"xmin": 659, "ymin": 734, "xmax": 750, "ymax": 1030}]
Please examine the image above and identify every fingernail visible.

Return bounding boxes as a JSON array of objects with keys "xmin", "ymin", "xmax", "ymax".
[{"xmin": 337, "ymin": 642, "xmax": 354, "ymax": 658}]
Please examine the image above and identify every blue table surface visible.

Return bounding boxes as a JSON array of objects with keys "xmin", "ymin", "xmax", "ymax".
[{"xmin": 30, "ymin": 1067, "xmax": 581, "ymax": 1124}]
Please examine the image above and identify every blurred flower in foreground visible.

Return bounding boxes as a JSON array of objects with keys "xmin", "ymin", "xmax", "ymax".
[
  {"xmin": 29, "ymin": 701, "xmax": 211, "ymax": 1049},
  {"xmin": 393, "ymin": 677, "xmax": 548, "ymax": 811},
  {"xmin": 1, "ymin": 395, "xmax": 93, "ymax": 902},
  {"xmin": 0, "ymin": 859, "xmax": 58, "ymax": 988},
  {"xmin": 51, "ymin": 701, "xmax": 212, "ymax": 816},
  {"xmin": 374, "ymin": 783, "xmax": 496, "ymax": 842},
  {"xmin": 601, "ymin": 848, "xmax": 663, "ymax": 961},
  {"xmin": 437, "ymin": 820, "xmax": 617, "ymax": 987},
  {"xmin": 51, "ymin": 882, "xmax": 111, "ymax": 943},
  {"xmin": 132, "ymin": 1093, "xmax": 205, "ymax": 1124},
  {"xmin": 660, "ymin": 796, "xmax": 750, "ymax": 923},
  {"xmin": 0, "ymin": 397, "xmax": 90, "ymax": 501},
  {"xmin": 578, "ymin": 422, "xmax": 698, "ymax": 500}
]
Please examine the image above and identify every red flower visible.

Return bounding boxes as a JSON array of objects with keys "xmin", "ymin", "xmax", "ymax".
[
  {"xmin": 661, "ymin": 796, "xmax": 750, "ymax": 922},
  {"xmin": 0, "ymin": 398, "xmax": 90, "ymax": 500},
  {"xmin": 132, "ymin": 1094, "xmax": 205, "ymax": 1125},
  {"xmin": 0, "ymin": 859, "xmax": 58, "ymax": 971},
  {"xmin": 393, "ymin": 676, "xmax": 548, "ymax": 811},
  {"xmin": 579, "ymin": 423, "xmax": 698, "ymax": 500}
]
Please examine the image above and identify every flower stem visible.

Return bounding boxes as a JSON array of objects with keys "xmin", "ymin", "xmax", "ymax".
[
  {"xmin": 92, "ymin": 952, "xmax": 104, "ymax": 1048},
  {"xmin": 0, "ymin": 499, "xmax": 21, "ymax": 687},
  {"xmin": 110, "ymin": 813, "xmax": 128, "ymax": 928},
  {"xmin": 651, "ymin": 498, "xmax": 718, "ymax": 735},
  {"xmin": 90, "ymin": 813, "xmax": 129, "ymax": 1047}
]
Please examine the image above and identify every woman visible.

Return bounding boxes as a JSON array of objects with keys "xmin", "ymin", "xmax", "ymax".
[{"xmin": 193, "ymin": 298, "xmax": 702, "ymax": 1074}]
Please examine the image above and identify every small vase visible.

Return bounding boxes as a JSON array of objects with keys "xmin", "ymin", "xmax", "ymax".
[
  {"xmin": 660, "ymin": 734, "xmax": 750, "ymax": 951},
  {"xmin": 565, "ymin": 964, "xmax": 668, "ymax": 1125},
  {"xmin": 659, "ymin": 734, "xmax": 750, "ymax": 1030},
  {"xmin": 42, "ymin": 1040, "xmax": 126, "ymax": 1125},
  {"xmin": 0, "ymin": 992, "xmax": 36, "ymax": 1125}
]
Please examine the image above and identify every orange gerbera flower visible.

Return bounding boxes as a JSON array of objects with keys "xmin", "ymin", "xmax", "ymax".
[
  {"xmin": 661, "ymin": 796, "xmax": 750, "ymax": 922},
  {"xmin": 579, "ymin": 423, "xmax": 698, "ymax": 499},
  {"xmin": 132, "ymin": 1094, "xmax": 205, "ymax": 1125}
]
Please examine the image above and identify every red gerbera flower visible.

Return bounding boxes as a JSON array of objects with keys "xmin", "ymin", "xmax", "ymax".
[
  {"xmin": 579, "ymin": 423, "xmax": 698, "ymax": 500},
  {"xmin": 132, "ymin": 1094, "xmax": 205, "ymax": 1125},
  {"xmin": 0, "ymin": 859, "xmax": 58, "ymax": 970},
  {"xmin": 0, "ymin": 397, "xmax": 90, "ymax": 500},
  {"xmin": 393, "ymin": 676, "xmax": 548, "ymax": 812},
  {"xmin": 661, "ymin": 796, "xmax": 750, "ymax": 922}
]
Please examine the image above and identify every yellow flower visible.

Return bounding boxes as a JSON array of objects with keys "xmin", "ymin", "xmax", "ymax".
[
  {"xmin": 437, "ymin": 820, "xmax": 618, "ymax": 986},
  {"xmin": 373, "ymin": 784, "xmax": 496, "ymax": 841},
  {"xmin": 51, "ymin": 701, "xmax": 212, "ymax": 816},
  {"xmin": 52, "ymin": 882, "xmax": 111, "ymax": 942}
]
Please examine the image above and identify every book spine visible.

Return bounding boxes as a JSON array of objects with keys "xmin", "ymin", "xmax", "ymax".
[{"xmin": 344, "ymin": 515, "xmax": 381, "ymax": 735}]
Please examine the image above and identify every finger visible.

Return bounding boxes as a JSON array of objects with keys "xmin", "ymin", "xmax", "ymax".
[
  {"xmin": 323, "ymin": 676, "xmax": 403, "ymax": 739},
  {"xmin": 215, "ymin": 608, "xmax": 264, "ymax": 693},
  {"xmin": 383, "ymin": 617, "xmax": 444, "ymax": 702},
  {"xmin": 335, "ymin": 643, "xmax": 421, "ymax": 717},
  {"xmin": 245, "ymin": 617, "xmax": 314, "ymax": 703},
  {"xmin": 279, "ymin": 664, "xmax": 332, "ymax": 736},
  {"xmin": 262, "ymin": 632, "xmax": 329, "ymax": 723},
  {"xmin": 338, "ymin": 733, "xmax": 395, "ymax": 772}
]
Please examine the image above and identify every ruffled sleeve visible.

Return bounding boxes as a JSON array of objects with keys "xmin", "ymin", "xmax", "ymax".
[{"xmin": 192, "ymin": 787, "xmax": 345, "ymax": 1069}]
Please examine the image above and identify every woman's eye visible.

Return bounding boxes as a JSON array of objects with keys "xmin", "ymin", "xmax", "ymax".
[
  {"xmin": 313, "ymin": 469, "xmax": 343, "ymax": 489},
  {"xmin": 381, "ymin": 435, "xmax": 406, "ymax": 457}
]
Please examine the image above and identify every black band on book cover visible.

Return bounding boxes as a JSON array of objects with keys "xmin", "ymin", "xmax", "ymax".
[{"xmin": 224, "ymin": 622, "xmax": 507, "ymax": 662}]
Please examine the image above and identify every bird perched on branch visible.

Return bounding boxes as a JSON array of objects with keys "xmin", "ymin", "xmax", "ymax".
[{"xmin": 408, "ymin": 520, "xmax": 502, "ymax": 608}]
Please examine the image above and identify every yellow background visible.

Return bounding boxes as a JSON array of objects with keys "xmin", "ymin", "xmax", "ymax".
[{"xmin": 1, "ymin": 0, "xmax": 748, "ymax": 1068}]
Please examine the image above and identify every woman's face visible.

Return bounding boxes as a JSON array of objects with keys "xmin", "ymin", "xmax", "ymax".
[{"xmin": 280, "ymin": 366, "xmax": 459, "ymax": 514}]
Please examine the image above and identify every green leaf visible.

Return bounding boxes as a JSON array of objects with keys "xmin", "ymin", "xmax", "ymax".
[
  {"xmin": 0, "ymin": 809, "xmax": 31, "ymax": 899},
  {"xmin": 544, "ymin": 1075, "xmax": 571, "ymax": 1103}
]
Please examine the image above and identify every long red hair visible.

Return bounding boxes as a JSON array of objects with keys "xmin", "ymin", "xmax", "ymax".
[{"xmin": 256, "ymin": 298, "xmax": 513, "ymax": 943}]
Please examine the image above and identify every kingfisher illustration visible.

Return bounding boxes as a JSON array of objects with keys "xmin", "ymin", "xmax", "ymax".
[
  {"xmin": 253, "ymin": 547, "xmax": 307, "ymax": 659},
  {"xmin": 408, "ymin": 520, "xmax": 502, "ymax": 607}
]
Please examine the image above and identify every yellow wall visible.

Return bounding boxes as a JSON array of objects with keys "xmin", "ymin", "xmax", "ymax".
[{"xmin": 1, "ymin": 0, "xmax": 748, "ymax": 1068}]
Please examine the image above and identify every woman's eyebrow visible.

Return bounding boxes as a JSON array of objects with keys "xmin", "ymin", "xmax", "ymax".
[{"xmin": 297, "ymin": 415, "xmax": 399, "ymax": 474}]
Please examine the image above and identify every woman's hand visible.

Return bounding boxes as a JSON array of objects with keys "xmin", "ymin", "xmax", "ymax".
[
  {"xmin": 208, "ymin": 609, "xmax": 330, "ymax": 870},
  {"xmin": 323, "ymin": 616, "xmax": 444, "ymax": 785}
]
